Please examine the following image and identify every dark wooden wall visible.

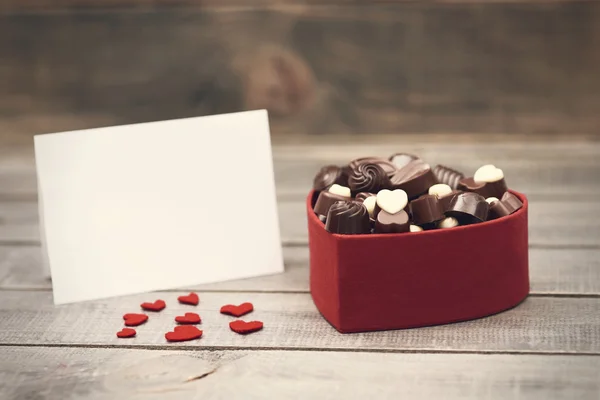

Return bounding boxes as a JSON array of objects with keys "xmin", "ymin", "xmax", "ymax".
[{"xmin": 1, "ymin": 1, "xmax": 599, "ymax": 136}]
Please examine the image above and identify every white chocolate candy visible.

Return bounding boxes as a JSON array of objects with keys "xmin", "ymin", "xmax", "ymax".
[
  {"xmin": 473, "ymin": 164, "xmax": 504, "ymax": 183},
  {"xmin": 376, "ymin": 189, "xmax": 408, "ymax": 215},
  {"xmin": 438, "ymin": 217, "xmax": 459, "ymax": 229},
  {"xmin": 485, "ymin": 197, "xmax": 499, "ymax": 204},
  {"xmin": 362, "ymin": 196, "xmax": 377, "ymax": 218},
  {"xmin": 409, "ymin": 224, "xmax": 423, "ymax": 232},
  {"xmin": 428, "ymin": 183, "xmax": 452, "ymax": 197},
  {"xmin": 328, "ymin": 184, "xmax": 351, "ymax": 198}
]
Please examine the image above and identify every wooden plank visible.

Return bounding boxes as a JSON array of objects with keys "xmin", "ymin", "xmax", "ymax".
[
  {"xmin": 1, "ymin": 3, "xmax": 599, "ymax": 135},
  {"xmin": 1, "ymin": 198, "xmax": 599, "ymax": 246},
  {"xmin": 0, "ymin": 291, "xmax": 599, "ymax": 353},
  {"xmin": 2, "ymin": 245, "xmax": 600, "ymax": 296},
  {"xmin": 1, "ymin": 347, "xmax": 600, "ymax": 400}
]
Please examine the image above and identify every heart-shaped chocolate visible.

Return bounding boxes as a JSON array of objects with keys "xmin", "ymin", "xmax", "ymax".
[
  {"xmin": 175, "ymin": 312, "xmax": 201, "ymax": 324},
  {"xmin": 474, "ymin": 164, "xmax": 504, "ymax": 183},
  {"xmin": 140, "ymin": 299, "xmax": 166, "ymax": 312},
  {"xmin": 165, "ymin": 325, "xmax": 203, "ymax": 342},
  {"xmin": 123, "ymin": 313, "xmax": 148, "ymax": 327},
  {"xmin": 177, "ymin": 292, "xmax": 199, "ymax": 306},
  {"xmin": 376, "ymin": 189, "xmax": 408, "ymax": 215},
  {"xmin": 220, "ymin": 302, "xmax": 254, "ymax": 317},
  {"xmin": 229, "ymin": 320, "xmax": 264, "ymax": 334},
  {"xmin": 116, "ymin": 328, "xmax": 136, "ymax": 338}
]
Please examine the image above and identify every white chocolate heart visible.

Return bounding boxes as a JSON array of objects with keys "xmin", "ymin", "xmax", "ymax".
[
  {"xmin": 428, "ymin": 183, "xmax": 452, "ymax": 197},
  {"xmin": 485, "ymin": 197, "xmax": 499, "ymax": 204},
  {"xmin": 438, "ymin": 217, "xmax": 459, "ymax": 229},
  {"xmin": 362, "ymin": 196, "xmax": 377, "ymax": 218},
  {"xmin": 328, "ymin": 184, "xmax": 351, "ymax": 198},
  {"xmin": 409, "ymin": 224, "xmax": 423, "ymax": 232},
  {"xmin": 376, "ymin": 189, "xmax": 408, "ymax": 215},
  {"xmin": 473, "ymin": 164, "xmax": 504, "ymax": 183}
]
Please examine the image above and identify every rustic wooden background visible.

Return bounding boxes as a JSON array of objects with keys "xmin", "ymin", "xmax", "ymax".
[{"xmin": 1, "ymin": 0, "xmax": 600, "ymax": 138}]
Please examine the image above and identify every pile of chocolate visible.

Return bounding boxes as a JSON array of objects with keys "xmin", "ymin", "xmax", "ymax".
[{"xmin": 312, "ymin": 154, "xmax": 523, "ymax": 235}]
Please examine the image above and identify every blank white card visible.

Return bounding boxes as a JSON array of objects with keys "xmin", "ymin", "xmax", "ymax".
[{"xmin": 34, "ymin": 110, "xmax": 284, "ymax": 304}]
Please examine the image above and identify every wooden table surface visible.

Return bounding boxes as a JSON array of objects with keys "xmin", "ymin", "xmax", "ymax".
[{"xmin": 1, "ymin": 133, "xmax": 600, "ymax": 399}]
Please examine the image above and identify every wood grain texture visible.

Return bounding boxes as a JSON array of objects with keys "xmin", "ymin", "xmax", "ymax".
[
  {"xmin": 0, "ymin": 291, "xmax": 599, "ymax": 353},
  {"xmin": 2, "ymin": 2, "xmax": 600, "ymax": 135},
  {"xmin": 2, "ymin": 199, "xmax": 599, "ymax": 246},
  {"xmin": 2, "ymin": 245, "xmax": 600, "ymax": 296},
  {"xmin": 1, "ymin": 347, "xmax": 600, "ymax": 400}
]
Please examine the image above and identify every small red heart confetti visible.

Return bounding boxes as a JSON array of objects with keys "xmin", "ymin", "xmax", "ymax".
[
  {"xmin": 220, "ymin": 302, "xmax": 253, "ymax": 317},
  {"xmin": 165, "ymin": 325, "xmax": 203, "ymax": 342},
  {"xmin": 141, "ymin": 299, "xmax": 166, "ymax": 312},
  {"xmin": 117, "ymin": 328, "xmax": 136, "ymax": 338},
  {"xmin": 178, "ymin": 292, "xmax": 199, "ymax": 306},
  {"xmin": 123, "ymin": 313, "xmax": 148, "ymax": 327},
  {"xmin": 229, "ymin": 320, "xmax": 263, "ymax": 334},
  {"xmin": 175, "ymin": 312, "xmax": 201, "ymax": 324}
]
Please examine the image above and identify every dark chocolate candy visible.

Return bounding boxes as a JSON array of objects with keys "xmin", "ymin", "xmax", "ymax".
[
  {"xmin": 355, "ymin": 192, "xmax": 376, "ymax": 203},
  {"xmin": 348, "ymin": 157, "xmax": 396, "ymax": 179},
  {"xmin": 388, "ymin": 153, "xmax": 419, "ymax": 169},
  {"xmin": 446, "ymin": 192, "xmax": 489, "ymax": 224},
  {"xmin": 409, "ymin": 194, "xmax": 445, "ymax": 226},
  {"xmin": 433, "ymin": 165, "xmax": 465, "ymax": 190},
  {"xmin": 457, "ymin": 177, "xmax": 508, "ymax": 199},
  {"xmin": 489, "ymin": 192, "xmax": 523, "ymax": 220},
  {"xmin": 375, "ymin": 210, "xmax": 410, "ymax": 234},
  {"xmin": 390, "ymin": 160, "xmax": 438, "ymax": 199},
  {"xmin": 325, "ymin": 201, "xmax": 371, "ymax": 234},
  {"xmin": 439, "ymin": 190, "xmax": 462, "ymax": 212},
  {"xmin": 312, "ymin": 165, "xmax": 348, "ymax": 191},
  {"xmin": 347, "ymin": 162, "xmax": 391, "ymax": 195},
  {"xmin": 314, "ymin": 191, "xmax": 351, "ymax": 217}
]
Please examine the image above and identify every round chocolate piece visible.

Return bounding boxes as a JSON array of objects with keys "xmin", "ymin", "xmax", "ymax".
[
  {"xmin": 409, "ymin": 194, "xmax": 445, "ymax": 226},
  {"xmin": 348, "ymin": 162, "xmax": 391, "ymax": 195},
  {"xmin": 458, "ymin": 177, "xmax": 508, "ymax": 200},
  {"xmin": 355, "ymin": 192, "xmax": 376, "ymax": 203},
  {"xmin": 446, "ymin": 192, "xmax": 489, "ymax": 224},
  {"xmin": 312, "ymin": 165, "xmax": 348, "ymax": 191},
  {"xmin": 389, "ymin": 160, "xmax": 438, "ymax": 199},
  {"xmin": 489, "ymin": 192, "xmax": 523, "ymax": 220},
  {"xmin": 348, "ymin": 157, "xmax": 396, "ymax": 179},
  {"xmin": 433, "ymin": 165, "xmax": 465, "ymax": 190},
  {"xmin": 388, "ymin": 153, "xmax": 419, "ymax": 169},
  {"xmin": 325, "ymin": 201, "xmax": 371, "ymax": 235},
  {"xmin": 314, "ymin": 191, "xmax": 351, "ymax": 217},
  {"xmin": 375, "ymin": 210, "xmax": 410, "ymax": 234}
]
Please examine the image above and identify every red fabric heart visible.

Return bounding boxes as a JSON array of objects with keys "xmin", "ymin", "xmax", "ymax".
[
  {"xmin": 220, "ymin": 302, "xmax": 254, "ymax": 317},
  {"xmin": 141, "ymin": 299, "xmax": 166, "ymax": 312},
  {"xmin": 165, "ymin": 325, "xmax": 203, "ymax": 342},
  {"xmin": 175, "ymin": 312, "xmax": 201, "ymax": 324},
  {"xmin": 178, "ymin": 292, "xmax": 199, "ymax": 306},
  {"xmin": 117, "ymin": 328, "xmax": 136, "ymax": 338},
  {"xmin": 229, "ymin": 320, "xmax": 263, "ymax": 334},
  {"xmin": 123, "ymin": 313, "xmax": 148, "ymax": 326}
]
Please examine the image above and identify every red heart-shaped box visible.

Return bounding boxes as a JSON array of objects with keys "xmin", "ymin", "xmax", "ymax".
[{"xmin": 307, "ymin": 190, "xmax": 530, "ymax": 333}]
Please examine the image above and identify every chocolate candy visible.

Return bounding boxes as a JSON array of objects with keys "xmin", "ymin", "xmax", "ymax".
[
  {"xmin": 375, "ymin": 210, "xmax": 410, "ymax": 234},
  {"xmin": 388, "ymin": 153, "xmax": 418, "ymax": 169},
  {"xmin": 446, "ymin": 192, "xmax": 489, "ymax": 224},
  {"xmin": 457, "ymin": 177, "xmax": 507, "ymax": 200},
  {"xmin": 375, "ymin": 189, "xmax": 408, "ymax": 215},
  {"xmin": 347, "ymin": 161, "xmax": 391, "ymax": 195},
  {"xmin": 389, "ymin": 160, "xmax": 438, "ymax": 199},
  {"xmin": 349, "ymin": 157, "xmax": 396, "ymax": 179},
  {"xmin": 314, "ymin": 191, "xmax": 351, "ymax": 218},
  {"xmin": 409, "ymin": 194, "xmax": 445, "ymax": 227},
  {"xmin": 328, "ymin": 184, "xmax": 351, "ymax": 198},
  {"xmin": 438, "ymin": 217, "xmax": 459, "ymax": 229},
  {"xmin": 312, "ymin": 165, "xmax": 348, "ymax": 191},
  {"xmin": 488, "ymin": 192, "xmax": 523, "ymax": 220},
  {"xmin": 325, "ymin": 201, "xmax": 371, "ymax": 234},
  {"xmin": 433, "ymin": 165, "xmax": 465, "ymax": 190},
  {"xmin": 409, "ymin": 224, "xmax": 423, "ymax": 232}
]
